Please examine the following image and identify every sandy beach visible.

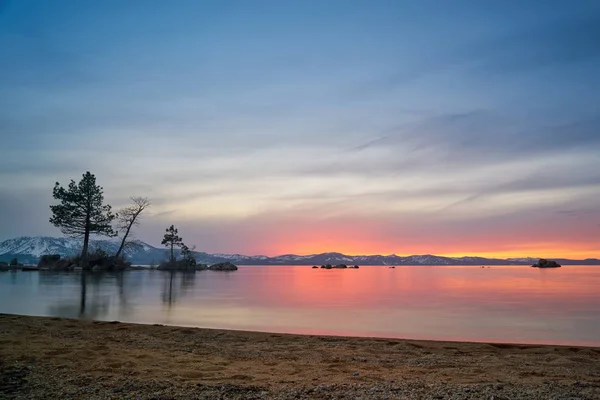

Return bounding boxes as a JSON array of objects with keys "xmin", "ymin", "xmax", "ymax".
[{"xmin": 1, "ymin": 314, "xmax": 599, "ymax": 399}]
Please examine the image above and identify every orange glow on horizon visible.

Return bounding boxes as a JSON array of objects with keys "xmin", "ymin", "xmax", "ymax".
[
  {"xmin": 267, "ymin": 236, "xmax": 600, "ymax": 260},
  {"xmin": 282, "ymin": 248, "xmax": 599, "ymax": 260},
  {"xmin": 224, "ymin": 215, "xmax": 600, "ymax": 260}
]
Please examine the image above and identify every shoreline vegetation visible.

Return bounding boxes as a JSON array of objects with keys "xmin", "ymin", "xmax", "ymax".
[
  {"xmin": 47, "ymin": 171, "xmax": 218, "ymax": 272},
  {"xmin": 1, "ymin": 257, "xmax": 566, "ymax": 272},
  {"xmin": 20, "ymin": 254, "xmax": 239, "ymax": 272},
  {"xmin": 1, "ymin": 314, "xmax": 599, "ymax": 399}
]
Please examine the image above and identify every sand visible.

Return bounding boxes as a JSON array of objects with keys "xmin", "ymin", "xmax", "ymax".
[{"xmin": 1, "ymin": 314, "xmax": 599, "ymax": 399}]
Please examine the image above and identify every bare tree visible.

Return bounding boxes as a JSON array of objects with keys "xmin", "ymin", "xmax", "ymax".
[{"xmin": 114, "ymin": 197, "xmax": 151, "ymax": 260}]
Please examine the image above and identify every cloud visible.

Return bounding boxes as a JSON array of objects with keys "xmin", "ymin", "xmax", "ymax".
[
  {"xmin": 0, "ymin": 1, "xmax": 598, "ymax": 258},
  {"xmin": 0, "ymin": 189, "xmax": 59, "ymax": 239},
  {"xmin": 363, "ymin": 11, "xmax": 600, "ymax": 90},
  {"xmin": 473, "ymin": 13, "xmax": 600, "ymax": 73},
  {"xmin": 351, "ymin": 110, "xmax": 600, "ymax": 162}
]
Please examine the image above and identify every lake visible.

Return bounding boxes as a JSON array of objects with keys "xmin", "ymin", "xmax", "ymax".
[{"xmin": 1, "ymin": 265, "xmax": 599, "ymax": 346}]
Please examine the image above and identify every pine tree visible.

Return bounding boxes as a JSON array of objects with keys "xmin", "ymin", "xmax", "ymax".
[
  {"xmin": 161, "ymin": 225, "xmax": 183, "ymax": 263},
  {"xmin": 181, "ymin": 244, "xmax": 196, "ymax": 266},
  {"xmin": 49, "ymin": 171, "xmax": 115, "ymax": 267}
]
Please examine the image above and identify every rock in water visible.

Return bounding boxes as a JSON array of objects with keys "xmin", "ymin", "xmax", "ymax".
[
  {"xmin": 208, "ymin": 262, "xmax": 238, "ymax": 271},
  {"xmin": 157, "ymin": 260, "xmax": 206, "ymax": 271},
  {"xmin": 532, "ymin": 258, "xmax": 561, "ymax": 268},
  {"xmin": 38, "ymin": 254, "xmax": 74, "ymax": 270},
  {"xmin": 53, "ymin": 258, "xmax": 75, "ymax": 271},
  {"xmin": 38, "ymin": 254, "xmax": 61, "ymax": 269}
]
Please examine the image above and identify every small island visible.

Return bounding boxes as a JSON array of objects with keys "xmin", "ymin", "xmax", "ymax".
[
  {"xmin": 531, "ymin": 258, "xmax": 561, "ymax": 268},
  {"xmin": 157, "ymin": 261, "xmax": 238, "ymax": 271},
  {"xmin": 316, "ymin": 264, "xmax": 359, "ymax": 269}
]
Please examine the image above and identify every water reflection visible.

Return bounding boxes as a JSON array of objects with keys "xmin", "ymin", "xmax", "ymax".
[
  {"xmin": 162, "ymin": 271, "xmax": 197, "ymax": 309},
  {"xmin": 1, "ymin": 266, "xmax": 600, "ymax": 346},
  {"xmin": 37, "ymin": 270, "xmax": 198, "ymax": 318},
  {"xmin": 39, "ymin": 271, "xmax": 141, "ymax": 320}
]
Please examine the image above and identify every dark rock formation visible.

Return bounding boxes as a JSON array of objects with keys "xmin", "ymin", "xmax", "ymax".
[
  {"xmin": 37, "ymin": 254, "xmax": 75, "ymax": 270},
  {"xmin": 157, "ymin": 260, "xmax": 206, "ymax": 271},
  {"xmin": 333, "ymin": 264, "xmax": 347, "ymax": 269},
  {"xmin": 53, "ymin": 259, "xmax": 75, "ymax": 271},
  {"xmin": 350, "ymin": 265, "xmax": 359, "ymax": 269},
  {"xmin": 312, "ymin": 265, "xmax": 318, "ymax": 268},
  {"xmin": 532, "ymin": 258, "xmax": 561, "ymax": 268},
  {"xmin": 208, "ymin": 262, "xmax": 238, "ymax": 271},
  {"xmin": 89, "ymin": 256, "xmax": 131, "ymax": 271},
  {"xmin": 38, "ymin": 254, "xmax": 61, "ymax": 269}
]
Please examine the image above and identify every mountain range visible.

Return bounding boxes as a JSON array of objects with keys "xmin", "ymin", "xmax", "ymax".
[{"xmin": 1, "ymin": 236, "xmax": 598, "ymax": 266}]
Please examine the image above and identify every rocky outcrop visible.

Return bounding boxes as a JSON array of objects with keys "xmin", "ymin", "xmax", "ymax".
[
  {"xmin": 208, "ymin": 262, "xmax": 238, "ymax": 271},
  {"xmin": 532, "ymin": 259, "xmax": 561, "ymax": 268},
  {"xmin": 53, "ymin": 259, "xmax": 75, "ymax": 271},
  {"xmin": 38, "ymin": 254, "xmax": 61, "ymax": 269},
  {"xmin": 36, "ymin": 254, "xmax": 74, "ymax": 270},
  {"xmin": 89, "ymin": 256, "xmax": 131, "ymax": 271},
  {"xmin": 312, "ymin": 265, "xmax": 318, "ymax": 268},
  {"xmin": 156, "ymin": 260, "xmax": 237, "ymax": 271},
  {"xmin": 319, "ymin": 264, "xmax": 359, "ymax": 269},
  {"xmin": 157, "ymin": 260, "xmax": 206, "ymax": 271}
]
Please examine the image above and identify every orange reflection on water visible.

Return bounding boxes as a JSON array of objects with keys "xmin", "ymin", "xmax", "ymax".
[
  {"xmin": 251, "ymin": 265, "xmax": 599, "ymax": 309},
  {"xmin": 4, "ymin": 266, "xmax": 599, "ymax": 346}
]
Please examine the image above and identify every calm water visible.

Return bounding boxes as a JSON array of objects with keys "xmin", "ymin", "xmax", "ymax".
[{"xmin": 1, "ymin": 266, "xmax": 599, "ymax": 346}]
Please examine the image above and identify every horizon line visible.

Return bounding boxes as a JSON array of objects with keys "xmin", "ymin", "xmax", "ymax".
[{"xmin": 1, "ymin": 235, "xmax": 598, "ymax": 260}]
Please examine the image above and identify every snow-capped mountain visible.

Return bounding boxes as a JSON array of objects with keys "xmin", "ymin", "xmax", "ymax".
[
  {"xmin": 0, "ymin": 236, "xmax": 598, "ymax": 265},
  {"xmin": 0, "ymin": 236, "xmax": 164, "ymax": 265}
]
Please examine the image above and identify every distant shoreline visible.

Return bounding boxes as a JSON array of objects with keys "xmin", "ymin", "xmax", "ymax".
[
  {"xmin": 1, "ymin": 314, "xmax": 599, "ymax": 399},
  {"xmin": 2, "ymin": 236, "xmax": 600, "ymax": 266}
]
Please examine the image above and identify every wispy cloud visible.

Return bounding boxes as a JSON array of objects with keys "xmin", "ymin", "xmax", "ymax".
[
  {"xmin": 362, "ymin": 11, "xmax": 600, "ymax": 90},
  {"xmin": 0, "ymin": 1, "xmax": 599, "ymax": 257}
]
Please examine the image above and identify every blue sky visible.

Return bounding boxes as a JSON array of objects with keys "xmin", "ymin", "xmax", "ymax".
[{"xmin": 1, "ymin": 0, "xmax": 599, "ymax": 257}]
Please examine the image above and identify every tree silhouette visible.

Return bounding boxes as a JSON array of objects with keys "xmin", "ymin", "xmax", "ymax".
[
  {"xmin": 161, "ymin": 225, "xmax": 183, "ymax": 263},
  {"xmin": 181, "ymin": 244, "xmax": 196, "ymax": 266},
  {"xmin": 114, "ymin": 197, "xmax": 151, "ymax": 259},
  {"xmin": 49, "ymin": 172, "xmax": 115, "ymax": 267}
]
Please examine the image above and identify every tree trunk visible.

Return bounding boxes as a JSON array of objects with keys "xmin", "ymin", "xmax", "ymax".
[
  {"xmin": 114, "ymin": 223, "xmax": 132, "ymax": 260},
  {"xmin": 81, "ymin": 229, "xmax": 90, "ymax": 269},
  {"xmin": 170, "ymin": 242, "xmax": 174, "ymax": 263},
  {"xmin": 81, "ymin": 209, "xmax": 91, "ymax": 269},
  {"xmin": 79, "ymin": 272, "xmax": 87, "ymax": 317}
]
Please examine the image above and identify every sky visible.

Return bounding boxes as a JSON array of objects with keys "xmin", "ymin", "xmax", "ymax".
[{"xmin": 1, "ymin": 0, "xmax": 599, "ymax": 258}]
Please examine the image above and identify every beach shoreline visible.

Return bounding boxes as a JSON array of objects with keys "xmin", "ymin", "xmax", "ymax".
[{"xmin": 1, "ymin": 314, "xmax": 599, "ymax": 399}]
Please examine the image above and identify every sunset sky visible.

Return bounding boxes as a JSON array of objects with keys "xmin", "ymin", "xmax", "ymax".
[{"xmin": 1, "ymin": 1, "xmax": 599, "ymax": 258}]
